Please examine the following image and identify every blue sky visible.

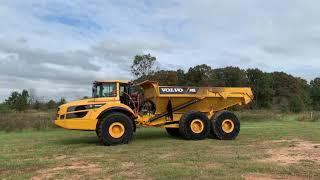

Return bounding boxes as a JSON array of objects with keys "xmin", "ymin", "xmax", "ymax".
[{"xmin": 0, "ymin": 0, "xmax": 320, "ymax": 101}]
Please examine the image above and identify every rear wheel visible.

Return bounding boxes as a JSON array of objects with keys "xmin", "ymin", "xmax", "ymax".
[
  {"xmin": 211, "ymin": 111, "xmax": 240, "ymax": 140},
  {"xmin": 98, "ymin": 112, "xmax": 134, "ymax": 146},
  {"xmin": 179, "ymin": 111, "xmax": 210, "ymax": 140},
  {"xmin": 166, "ymin": 128, "xmax": 180, "ymax": 137}
]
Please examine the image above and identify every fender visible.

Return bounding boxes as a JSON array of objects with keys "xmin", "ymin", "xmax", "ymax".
[{"xmin": 96, "ymin": 106, "xmax": 137, "ymax": 132}]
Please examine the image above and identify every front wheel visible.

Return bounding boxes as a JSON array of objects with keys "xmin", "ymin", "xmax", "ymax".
[{"xmin": 98, "ymin": 112, "xmax": 134, "ymax": 146}]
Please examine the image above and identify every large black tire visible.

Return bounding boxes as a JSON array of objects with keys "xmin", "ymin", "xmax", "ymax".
[
  {"xmin": 179, "ymin": 111, "xmax": 210, "ymax": 140},
  {"xmin": 166, "ymin": 128, "xmax": 180, "ymax": 137},
  {"xmin": 96, "ymin": 121, "xmax": 103, "ymax": 142},
  {"xmin": 211, "ymin": 111, "xmax": 240, "ymax": 140},
  {"xmin": 98, "ymin": 112, "xmax": 134, "ymax": 146}
]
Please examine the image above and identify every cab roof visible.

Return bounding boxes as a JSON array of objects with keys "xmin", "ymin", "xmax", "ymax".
[{"xmin": 94, "ymin": 80, "xmax": 130, "ymax": 84}]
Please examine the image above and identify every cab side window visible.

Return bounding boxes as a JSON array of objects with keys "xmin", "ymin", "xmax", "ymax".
[
  {"xmin": 120, "ymin": 84, "xmax": 130, "ymax": 96},
  {"xmin": 99, "ymin": 83, "xmax": 117, "ymax": 97}
]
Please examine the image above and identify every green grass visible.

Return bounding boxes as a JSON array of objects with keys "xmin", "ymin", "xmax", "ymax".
[
  {"xmin": 0, "ymin": 110, "xmax": 56, "ymax": 132},
  {"xmin": 0, "ymin": 115, "xmax": 320, "ymax": 179}
]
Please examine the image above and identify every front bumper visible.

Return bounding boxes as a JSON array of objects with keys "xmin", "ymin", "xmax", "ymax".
[{"xmin": 54, "ymin": 119, "xmax": 98, "ymax": 131}]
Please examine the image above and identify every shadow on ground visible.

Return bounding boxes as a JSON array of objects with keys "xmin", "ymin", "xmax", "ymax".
[
  {"xmin": 55, "ymin": 135, "xmax": 100, "ymax": 146},
  {"xmin": 53, "ymin": 128, "xmax": 181, "ymax": 146}
]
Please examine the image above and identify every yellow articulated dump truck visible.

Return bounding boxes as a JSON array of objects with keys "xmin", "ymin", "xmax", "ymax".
[{"xmin": 55, "ymin": 80, "xmax": 253, "ymax": 145}]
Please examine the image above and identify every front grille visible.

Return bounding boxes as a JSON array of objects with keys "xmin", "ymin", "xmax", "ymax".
[{"xmin": 66, "ymin": 111, "xmax": 88, "ymax": 119}]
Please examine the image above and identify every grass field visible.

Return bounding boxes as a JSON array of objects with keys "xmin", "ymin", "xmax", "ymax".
[{"xmin": 0, "ymin": 113, "xmax": 320, "ymax": 179}]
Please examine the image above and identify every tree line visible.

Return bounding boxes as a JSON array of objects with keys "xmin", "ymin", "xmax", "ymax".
[
  {"xmin": 1, "ymin": 53, "xmax": 319, "ymax": 113},
  {"xmin": 0, "ymin": 90, "xmax": 66, "ymax": 112},
  {"xmin": 132, "ymin": 54, "xmax": 320, "ymax": 113}
]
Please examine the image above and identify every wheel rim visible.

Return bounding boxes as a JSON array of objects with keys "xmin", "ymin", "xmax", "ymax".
[
  {"xmin": 222, "ymin": 119, "xmax": 234, "ymax": 133},
  {"xmin": 190, "ymin": 119, "xmax": 204, "ymax": 133},
  {"xmin": 109, "ymin": 122, "xmax": 125, "ymax": 138}
]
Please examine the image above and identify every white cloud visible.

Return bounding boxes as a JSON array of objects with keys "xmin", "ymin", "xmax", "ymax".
[{"xmin": 0, "ymin": 0, "xmax": 320, "ymax": 101}]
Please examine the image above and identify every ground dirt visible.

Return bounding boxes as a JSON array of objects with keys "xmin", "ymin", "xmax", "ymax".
[
  {"xmin": 243, "ymin": 173, "xmax": 308, "ymax": 180},
  {"xmin": 259, "ymin": 139, "xmax": 320, "ymax": 165},
  {"xmin": 32, "ymin": 160, "xmax": 101, "ymax": 180}
]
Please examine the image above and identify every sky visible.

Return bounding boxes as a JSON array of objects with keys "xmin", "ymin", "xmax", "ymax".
[{"xmin": 0, "ymin": 0, "xmax": 320, "ymax": 102}]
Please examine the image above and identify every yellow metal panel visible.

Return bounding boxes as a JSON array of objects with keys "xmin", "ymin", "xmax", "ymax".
[
  {"xmin": 162, "ymin": 124, "xmax": 179, "ymax": 128},
  {"xmin": 90, "ymin": 102, "xmax": 136, "ymax": 120},
  {"xmin": 55, "ymin": 119, "xmax": 98, "ymax": 130},
  {"xmin": 55, "ymin": 101, "xmax": 135, "ymax": 131}
]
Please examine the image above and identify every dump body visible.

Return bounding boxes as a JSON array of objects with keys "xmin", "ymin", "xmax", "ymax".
[{"xmin": 138, "ymin": 81, "xmax": 254, "ymax": 127}]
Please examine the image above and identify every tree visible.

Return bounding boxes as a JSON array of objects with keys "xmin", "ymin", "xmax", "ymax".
[
  {"xmin": 272, "ymin": 72, "xmax": 310, "ymax": 110},
  {"xmin": 131, "ymin": 54, "xmax": 157, "ymax": 79},
  {"xmin": 33, "ymin": 100, "xmax": 42, "ymax": 110},
  {"xmin": 186, "ymin": 64, "xmax": 212, "ymax": 86},
  {"xmin": 57, "ymin": 98, "xmax": 67, "ymax": 106},
  {"xmin": 148, "ymin": 70, "xmax": 179, "ymax": 86},
  {"xmin": 310, "ymin": 78, "xmax": 320, "ymax": 110},
  {"xmin": 211, "ymin": 67, "xmax": 248, "ymax": 87},
  {"xmin": 46, "ymin": 100, "xmax": 57, "ymax": 109},
  {"xmin": 289, "ymin": 96, "xmax": 304, "ymax": 113},
  {"xmin": 0, "ymin": 103, "xmax": 10, "ymax": 113},
  {"xmin": 5, "ymin": 90, "xmax": 30, "ymax": 111},
  {"xmin": 247, "ymin": 69, "xmax": 274, "ymax": 108},
  {"xmin": 5, "ymin": 91, "xmax": 19, "ymax": 107},
  {"xmin": 176, "ymin": 69, "xmax": 187, "ymax": 86}
]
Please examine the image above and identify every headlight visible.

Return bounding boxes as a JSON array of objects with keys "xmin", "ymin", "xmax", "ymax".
[
  {"xmin": 67, "ymin": 104, "xmax": 105, "ymax": 112},
  {"xmin": 88, "ymin": 104, "xmax": 104, "ymax": 109}
]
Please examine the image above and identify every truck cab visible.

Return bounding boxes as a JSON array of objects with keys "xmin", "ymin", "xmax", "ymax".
[
  {"xmin": 93, "ymin": 80, "xmax": 133, "ymax": 106},
  {"xmin": 54, "ymin": 80, "xmax": 138, "ymax": 132}
]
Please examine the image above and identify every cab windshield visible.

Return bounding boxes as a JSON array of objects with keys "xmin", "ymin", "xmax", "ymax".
[{"xmin": 93, "ymin": 82, "xmax": 117, "ymax": 98}]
